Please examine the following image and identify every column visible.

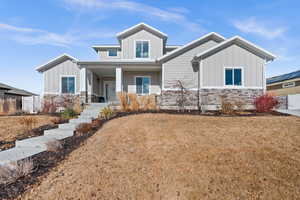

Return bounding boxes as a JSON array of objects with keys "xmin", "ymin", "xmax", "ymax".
[
  {"xmin": 116, "ymin": 67, "xmax": 122, "ymax": 93},
  {"xmin": 80, "ymin": 67, "xmax": 87, "ymax": 103}
]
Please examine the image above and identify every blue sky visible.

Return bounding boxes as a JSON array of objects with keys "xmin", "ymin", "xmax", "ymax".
[{"xmin": 0, "ymin": 0, "xmax": 299, "ymax": 94}]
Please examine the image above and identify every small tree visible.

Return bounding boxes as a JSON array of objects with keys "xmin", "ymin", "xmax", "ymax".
[
  {"xmin": 175, "ymin": 80, "xmax": 188, "ymax": 112},
  {"xmin": 254, "ymin": 94, "xmax": 279, "ymax": 113}
]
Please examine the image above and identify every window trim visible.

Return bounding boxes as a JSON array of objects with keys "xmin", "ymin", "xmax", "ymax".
[
  {"xmin": 134, "ymin": 40, "xmax": 150, "ymax": 59},
  {"xmin": 134, "ymin": 76, "xmax": 151, "ymax": 95},
  {"xmin": 224, "ymin": 67, "xmax": 244, "ymax": 88},
  {"xmin": 60, "ymin": 75, "xmax": 76, "ymax": 94},
  {"xmin": 282, "ymin": 81, "xmax": 295, "ymax": 88},
  {"xmin": 107, "ymin": 48, "xmax": 118, "ymax": 57}
]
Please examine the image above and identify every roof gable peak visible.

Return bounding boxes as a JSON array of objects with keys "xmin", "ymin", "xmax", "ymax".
[{"xmin": 116, "ymin": 22, "xmax": 168, "ymax": 41}]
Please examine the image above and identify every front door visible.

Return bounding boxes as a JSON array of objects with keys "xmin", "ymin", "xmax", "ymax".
[{"xmin": 103, "ymin": 81, "xmax": 116, "ymax": 102}]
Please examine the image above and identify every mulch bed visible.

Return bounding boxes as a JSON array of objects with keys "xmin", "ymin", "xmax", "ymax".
[{"xmin": 0, "ymin": 110, "xmax": 290, "ymax": 199}]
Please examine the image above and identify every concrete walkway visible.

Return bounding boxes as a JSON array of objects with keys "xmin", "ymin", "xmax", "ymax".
[
  {"xmin": 277, "ymin": 109, "xmax": 300, "ymax": 117},
  {"xmin": 0, "ymin": 103, "xmax": 107, "ymax": 166}
]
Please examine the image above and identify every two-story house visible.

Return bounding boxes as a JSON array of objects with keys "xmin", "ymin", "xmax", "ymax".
[{"xmin": 36, "ymin": 23, "xmax": 276, "ymax": 110}]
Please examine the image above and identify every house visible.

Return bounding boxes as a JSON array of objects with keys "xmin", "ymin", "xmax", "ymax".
[
  {"xmin": 267, "ymin": 70, "xmax": 300, "ymax": 96},
  {"xmin": 0, "ymin": 82, "xmax": 37, "ymax": 112},
  {"xmin": 36, "ymin": 23, "xmax": 275, "ymax": 110}
]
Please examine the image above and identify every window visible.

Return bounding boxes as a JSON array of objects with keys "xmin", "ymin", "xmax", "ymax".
[
  {"xmin": 136, "ymin": 76, "xmax": 150, "ymax": 94},
  {"xmin": 225, "ymin": 68, "xmax": 242, "ymax": 86},
  {"xmin": 61, "ymin": 76, "xmax": 75, "ymax": 94},
  {"xmin": 135, "ymin": 41, "xmax": 149, "ymax": 58},
  {"xmin": 282, "ymin": 81, "xmax": 295, "ymax": 88},
  {"xmin": 108, "ymin": 49, "xmax": 117, "ymax": 57}
]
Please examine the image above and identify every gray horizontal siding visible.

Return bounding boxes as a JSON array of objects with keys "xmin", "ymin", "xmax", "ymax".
[
  {"xmin": 122, "ymin": 30, "xmax": 163, "ymax": 59},
  {"xmin": 163, "ymin": 40, "xmax": 218, "ymax": 89},
  {"xmin": 44, "ymin": 59, "xmax": 80, "ymax": 94},
  {"xmin": 202, "ymin": 44, "xmax": 265, "ymax": 88}
]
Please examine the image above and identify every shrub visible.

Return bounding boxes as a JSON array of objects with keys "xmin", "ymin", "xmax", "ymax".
[
  {"xmin": 117, "ymin": 92, "xmax": 129, "ymax": 111},
  {"xmin": 73, "ymin": 98, "xmax": 83, "ymax": 114},
  {"xmin": 139, "ymin": 95, "xmax": 157, "ymax": 111},
  {"xmin": 0, "ymin": 159, "xmax": 33, "ymax": 185},
  {"xmin": 0, "ymin": 99, "xmax": 4, "ymax": 114},
  {"xmin": 51, "ymin": 117, "xmax": 64, "ymax": 124},
  {"xmin": 101, "ymin": 107, "xmax": 114, "ymax": 120},
  {"xmin": 42, "ymin": 100, "xmax": 58, "ymax": 113},
  {"xmin": 46, "ymin": 139, "xmax": 62, "ymax": 152},
  {"xmin": 234, "ymin": 101, "xmax": 244, "ymax": 111},
  {"xmin": 128, "ymin": 93, "xmax": 140, "ymax": 111},
  {"xmin": 19, "ymin": 117, "xmax": 38, "ymax": 133},
  {"xmin": 220, "ymin": 96, "xmax": 235, "ymax": 115},
  {"xmin": 76, "ymin": 123, "xmax": 93, "ymax": 136},
  {"xmin": 61, "ymin": 108, "xmax": 77, "ymax": 119},
  {"xmin": 254, "ymin": 94, "xmax": 279, "ymax": 113}
]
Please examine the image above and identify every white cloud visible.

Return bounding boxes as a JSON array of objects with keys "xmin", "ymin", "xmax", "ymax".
[
  {"xmin": 63, "ymin": 0, "xmax": 204, "ymax": 33},
  {"xmin": 232, "ymin": 18, "xmax": 286, "ymax": 39},
  {"xmin": 0, "ymin": 22, "xmax": 116, "ymax": 47}
]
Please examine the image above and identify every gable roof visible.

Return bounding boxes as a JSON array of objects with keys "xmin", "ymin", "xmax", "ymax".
[
  {"xmin": 36, "ymin": 54, "xmax": 77, "ymax": 73},
  {"xmin": 116, "ymin": 23, "xmax": 168, "ymax": 41},
  {"xmin": 267, "ymin": 69, "xmax": 300, "ymax": 85},
  {"xmin": 0, "ymin": 82, "xmax": 37, "ymax": 96},
  {"xmin": 157, "ymin": 32, "xmax": 226, "ymax": 63},
  {"xmin": 193, "ymin": 36, "xmax": 276, "ymax": 62}
]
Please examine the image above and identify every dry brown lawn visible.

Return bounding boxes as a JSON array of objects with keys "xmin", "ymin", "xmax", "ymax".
[
  {"xmin": 21, "ymin": 114, "xmax": 300, "ymax": 200},
  {"xmin": 0, "ymin": 115, "xmax": 56, "ymax": 142}
]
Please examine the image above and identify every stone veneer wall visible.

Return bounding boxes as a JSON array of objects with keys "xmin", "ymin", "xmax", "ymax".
[
  {"xmin": 158, "ymin": 89, "xmax": 264, "ymax": 110},
  {"xmin": 43, "ymin": 94, "xmax": 81, "ymax": 111}
]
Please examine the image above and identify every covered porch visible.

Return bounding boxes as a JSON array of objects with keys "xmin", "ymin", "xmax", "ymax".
[{"xmin": 78, "ymin": 61, "xmax": 162, "ymax": 103}]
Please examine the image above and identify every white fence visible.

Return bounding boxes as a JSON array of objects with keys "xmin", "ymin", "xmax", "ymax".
[
  {"xmin": 288, "ymin": 94, "xmax": 300, "ymax": 110},
  {"xmin": 22, "ymin": 96, "xmax": 41, "ymax": 113}
]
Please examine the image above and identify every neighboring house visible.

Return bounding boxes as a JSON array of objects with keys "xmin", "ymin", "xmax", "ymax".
[
  {"xmin": 267, "ymin": 70, "xmax": 300, "ymax": 96},
  {"xmin": 36, "ymin": 23, "xmax": 275, "ymax": 110},
  {"xmin": 0, "ymin": 82, "xmax": 37, "ymax": 111}
]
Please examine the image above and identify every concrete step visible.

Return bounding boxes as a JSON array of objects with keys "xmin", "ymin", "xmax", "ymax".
[
  {"xmin": 15, "ymin": 136, "xmax": 52, "ymax": 151},
  {"xmin": 58, "ymin": 123, "xmax": 78, "ymax": 130},
  {"xmin": 0, "ymin": 146, "xmax": 44, "ymax": 166},
  {"xmin": 44, "ymin": 128, "xmax": 74, "ymax": 139},
  {"xmin": 69, "ymin": 118, "xmax": 92, "ymax": 124}
]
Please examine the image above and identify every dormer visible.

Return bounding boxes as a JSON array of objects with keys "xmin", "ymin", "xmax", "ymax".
[{"xmin": 116, "ymin": 23, "xmax": 168, "ymax": 59}]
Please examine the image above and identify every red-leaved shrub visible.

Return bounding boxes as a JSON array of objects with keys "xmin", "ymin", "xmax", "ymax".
[{"xmin": 254, "ymin": 94, "xmax": 279, "ymax": 113}]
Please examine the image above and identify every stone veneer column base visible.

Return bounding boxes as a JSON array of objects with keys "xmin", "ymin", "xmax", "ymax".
[{"xmin": 158, "ymin": 88, "xmax": 264, "ymax": 110}]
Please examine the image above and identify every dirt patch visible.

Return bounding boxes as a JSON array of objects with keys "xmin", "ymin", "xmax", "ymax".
[{"xmin": 18, "ymin": 114, "xmax": 300, "ymax": 200}]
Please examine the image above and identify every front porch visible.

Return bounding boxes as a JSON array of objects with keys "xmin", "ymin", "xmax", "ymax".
[{"xmin": 78, "ymin": 63, "xmax": 162, "ymax": 103}]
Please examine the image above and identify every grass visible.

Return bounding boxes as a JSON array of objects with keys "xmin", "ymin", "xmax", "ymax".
[
  {"xmin": 0, "ymin": 115, "xmax": 56, "ymax": 143},
  {"xmin": 21, "ymin": 114, "xmax": 300, "ymax": 199}
]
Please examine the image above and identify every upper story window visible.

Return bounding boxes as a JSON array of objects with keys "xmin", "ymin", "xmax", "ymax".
[
  {"xmin": 225, "ymin": 67, "xmax": 243, "ymax": 86},
  {"xmin": 108, "ymin": 49, "xmax": 118, "ymax": 57},
  {"xmin": 135, "ymin": 41, "xmax": 149, "ymax": 58},
  {"xmin": 61, "ymin": 76, "xmax": 75, "ymax": 94}
]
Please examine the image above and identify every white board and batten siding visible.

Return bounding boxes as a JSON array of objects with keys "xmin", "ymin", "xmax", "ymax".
[
  {"xmin": 163, "ymin": 40, "xmax": 218, "ymax": 89},
  {"xmin": 43, "ymin": 59, "xmax": 80, "ymax": 94},
  {"xmin": 122, "ymin": 29, "xmax": 163, "ymax": 59},
  {"xmin": 202, "ymin": 44, "xmax": 265, "ymax": 88}
]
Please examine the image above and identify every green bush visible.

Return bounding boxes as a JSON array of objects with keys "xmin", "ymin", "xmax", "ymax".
[
  {"xmin": 61, "ymin": 108, "xmax": 77, "ymax": 119},
  {"xmin": 101, "ymin": 107, "xmax": 114, "ymax": 120}
]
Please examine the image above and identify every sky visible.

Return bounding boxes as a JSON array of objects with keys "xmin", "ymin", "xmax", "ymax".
[{"xmin": 0, "ymin": 0, "xmax": 299, "ymax": 94}]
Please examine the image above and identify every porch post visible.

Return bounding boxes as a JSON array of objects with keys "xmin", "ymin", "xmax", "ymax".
[
  {"xmin": 80, "ymin": 67, "xmax": 87, "ymax": 103},
  {"xmin": 116, "ymin": 67, "xmax": 122, "ymax": 93}
]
